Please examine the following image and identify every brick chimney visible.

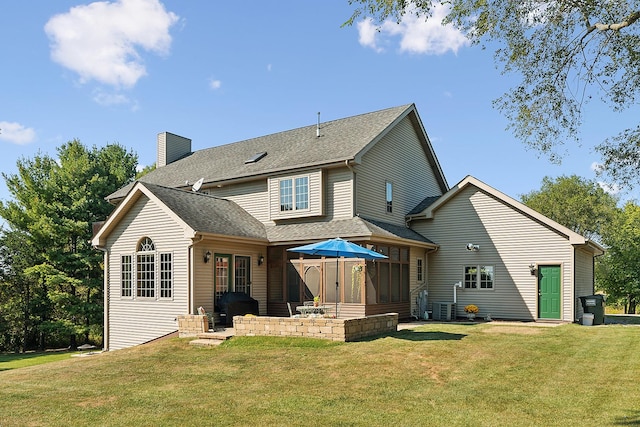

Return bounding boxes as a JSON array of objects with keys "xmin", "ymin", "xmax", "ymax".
[{"xmin": 157, "ymin": 132, "xmax": 191, "ymax": 167}]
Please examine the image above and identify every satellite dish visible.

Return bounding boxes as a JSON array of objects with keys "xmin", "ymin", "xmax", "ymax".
[{"xmin": 191, "ymin": 177, "xmax": 204, "ymax": 192}]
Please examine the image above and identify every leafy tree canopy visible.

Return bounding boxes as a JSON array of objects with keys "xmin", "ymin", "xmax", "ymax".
[
  {"xmin": 0, "ymin": 140, "xmax": 137, "ymax": 350},
  {"xmin": 345, "ymin": 0, "xmax": 640, "ymax": 189},
  {"xmin": 520, "ymin": 175, "xmax": 618, "ymax": 242},
  {"xmin": 597, "ymin": 202, "xmax": 640, "ymax": 312}
]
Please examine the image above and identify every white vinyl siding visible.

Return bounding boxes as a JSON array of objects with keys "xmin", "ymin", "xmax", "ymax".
[
  {"xmin": 105, "ymin": 196, "xmax": 190, "ymax": 350},
  {"xmin": 414, "ymin": 185, "xmax": 576, "ymax": 321},
  {"xmin": 356, "ymin": 116, "xmax": 443, "ymax": 224}
]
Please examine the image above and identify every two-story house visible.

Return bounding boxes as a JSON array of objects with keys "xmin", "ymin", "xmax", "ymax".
[{"xmin": 92, "ymin": 104, "xmax": 603, "ymax": 350}]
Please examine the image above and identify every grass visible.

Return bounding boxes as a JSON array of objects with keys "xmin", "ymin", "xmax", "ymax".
[
  {"xmin": 0, "ymin": 351, "xmax": 77, "ymax": 371},
  {"xmin": 1, "ymin": 322, "xmax": 639, "ymax": 426}
]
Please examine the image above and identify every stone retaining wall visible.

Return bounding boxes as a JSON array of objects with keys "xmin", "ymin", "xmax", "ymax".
[
  {"xmin": 233, "ymin": 313, "xmax": 398, "ymax": 342},
  {"xmin": 177, "ymin": 314, "xmax": 209, "ymax": 337}
]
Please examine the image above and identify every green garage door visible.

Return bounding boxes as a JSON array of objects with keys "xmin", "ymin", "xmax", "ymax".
[{"xmin": 538, "ymin": 265, "xmax": 561, "ymax": 319}]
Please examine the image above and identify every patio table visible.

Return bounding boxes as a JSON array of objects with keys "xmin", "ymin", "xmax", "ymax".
[{"xmin": 296, "ymin": 305, "xmax": 328, "ymax": 317}]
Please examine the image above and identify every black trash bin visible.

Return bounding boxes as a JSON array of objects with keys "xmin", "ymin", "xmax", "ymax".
[{"xmin": 579, "ymin": 295, "xmax": 605, "ymax": 325}]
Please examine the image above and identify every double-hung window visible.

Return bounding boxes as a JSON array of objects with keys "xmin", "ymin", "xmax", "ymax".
[
  {"xmin": 121, "ymin": 255, "xmax": 132, "ymax": 297},
  {"xmin": 279, "ymin": 176, "xmax": 309, "ymax": 212},
  {"xmin": 464, "ymin": 265, "xmax": 494, "ymax": 289}
]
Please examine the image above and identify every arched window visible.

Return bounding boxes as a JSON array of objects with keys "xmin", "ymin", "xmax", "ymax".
[{"xmin": 137, "ymin": 237, "xmax": 156, "ymax": 298}]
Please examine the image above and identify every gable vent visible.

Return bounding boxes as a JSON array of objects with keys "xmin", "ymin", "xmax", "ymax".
[{"xmin": 245, "ymin": 151, "xmax": 267, "ymax": 164}]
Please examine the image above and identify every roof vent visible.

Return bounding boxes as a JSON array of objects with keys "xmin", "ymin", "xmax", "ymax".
[
  {"xmin": 245, "ymin": 151, "xmax": 267, "ymax": 164},
  {"xmin": 317, "ymin": 112, "xmax": 320, "ymax": 137}
]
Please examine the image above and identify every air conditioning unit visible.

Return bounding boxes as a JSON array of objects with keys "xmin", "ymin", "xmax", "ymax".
[{"xmin": 432, "ymin": 302, "xmax": 456, "ymax": 321}]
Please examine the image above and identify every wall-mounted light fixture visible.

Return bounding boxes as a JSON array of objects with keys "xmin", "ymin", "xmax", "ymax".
[
  {"xmin": 204, "ymin": 250, "xmax": 211, "ymax": 264},
  {"xmin": 258, "ymin": 254, "xmax": 264, "ymax": 266},
  {"xmin": 466, "ymin": 243, "xmax": 480, "ymax": 252},
  {"xmin": 529, "ymin": 263, "xmax": 537, "ymax": 276}
]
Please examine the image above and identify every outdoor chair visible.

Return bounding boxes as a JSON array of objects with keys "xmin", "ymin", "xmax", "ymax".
[{"xmin": 287, "ymin": 302, "xmax": 300, "ymax": 318}]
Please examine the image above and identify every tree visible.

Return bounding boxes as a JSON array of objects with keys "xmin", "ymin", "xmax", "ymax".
[
  {"xmin": 596, "ymin": 202, "xmax": 640, "ymax": 313},
  {"xmin": 0, "ymin": 141, "xmax": 137, "ymax": 350},
  {"xmin": 345, "ymin": 1, "xmax": 640, "ymax": 189},
  {"xmin": 520, "ymin": 175, "xmax": 618, "ymax": 242}
]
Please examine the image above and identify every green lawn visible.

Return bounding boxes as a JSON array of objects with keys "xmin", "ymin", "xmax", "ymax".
[
  {"xmin": 0, "ymin": 322, "xmax": 639, "ymax": 426},
  {"xmin": 0, "ymin": 351, "xmax": 77, "ymax": 371}
]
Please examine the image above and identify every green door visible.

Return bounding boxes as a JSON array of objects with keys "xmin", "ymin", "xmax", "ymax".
[{"xmin": 538, "ymin": 265, "xmax": 561, "ymax": 319}]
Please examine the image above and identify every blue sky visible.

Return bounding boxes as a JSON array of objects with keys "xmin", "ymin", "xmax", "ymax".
[{"xmin": 1, "ymin": 0, "xmax": 636, "ymax": 207}]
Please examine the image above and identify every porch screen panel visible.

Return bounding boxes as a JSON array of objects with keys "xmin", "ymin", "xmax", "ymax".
[
  {"xmin": 379, "ymin": 263, "xmax": 390, "ymax": 303},
  {"xmin": 345, "ymin": 261, "xmax": 363, "ymax": 303},
  {"xmin": 287, "ymin": 262, "xmax": 301, "ymax": 302},
  {"xmin": 325, "ymin": 260, "xmax": 337, "ymax": 303},
  {"xmin": 366, "ymin": 260, "xmax": 378, "ymax": 304},
  {"xmin": 390, "ymin": 263, "xmax": 401, "ymax": 302}
]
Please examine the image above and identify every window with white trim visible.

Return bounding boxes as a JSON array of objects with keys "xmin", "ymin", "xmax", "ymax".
[
  {"xmin": 464, "ymin": 265, "xmax": 494, "ymax": 289},
  {"xmin": 160, "ymin": 253, "xmax": 172, "ymax": 298},
  {"xmin": 416, "ymin": 258, "xmax": 423, "ymax": 282},
  {"xmin": 121, "ymin": 237, "xmax": 173, "ymax": 300},
  {"xmin": 121, "ymin": 255, "xmax": 132, "ymax": 297},
  {"xmin": 386, "ymin": 181, "xmax": 393, "ymax": 213},
  {"xmin": 279, "ymin": 176, "xmax": 309, "ymax": 212}
]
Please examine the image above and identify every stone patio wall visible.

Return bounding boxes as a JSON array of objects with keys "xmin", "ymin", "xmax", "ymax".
[
  {"xmin": 233, "ymin": 313, "xmax": 398, "ymax": 342},
  {"xmin": 177, "ymin": 314, "xmax": 209, "ymax": 337}
]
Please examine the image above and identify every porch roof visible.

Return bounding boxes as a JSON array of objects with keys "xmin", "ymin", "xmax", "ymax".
[{"xmin": 265, "ymin": 216, "xmax": 436, "ymax": 248}]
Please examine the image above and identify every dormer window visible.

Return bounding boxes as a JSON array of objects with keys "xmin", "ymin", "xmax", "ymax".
[{"xmin": 280, "ymin": 176, "xmax": 309, "ymax": 212}]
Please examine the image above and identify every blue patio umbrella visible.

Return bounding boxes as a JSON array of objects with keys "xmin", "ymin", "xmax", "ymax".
[{"xmin": 287, "ymin": 238, "xmax": 387, "ymax": 316}]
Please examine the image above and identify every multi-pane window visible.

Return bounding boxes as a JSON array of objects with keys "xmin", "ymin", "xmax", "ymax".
[
  {"xmin": 160, "ymin": 253, "xmax": 172, "ymax": 298},
  {"xmin": 280, "ymin": 179, "xmax": 293, "ymax": 211},
  {"xmin": 122, "ymin": 237, "xmax": 173, "ymax": 300},
  {"xmin": 417, "ymin": 258, "xmax": 423, "ymax": 282},
  {"xmin": 137, "ymin": 253, "xmax": 155, "ymax": 298},
  {"xmin": 295, "ymin": 177, "xmax": 309, "ymax": 210},
  {"xmin": 464, "ymin": 265, "xmax": 494, "ymax": 289},
  {"xmin": 279, "ymin": 176, "xmax": 309, "ymax": 212},
  {"xmin": 386, "ymin": 181, "xmax": 393, "ymax": 213},
  {"xmin": 234, "ymin": 255, "xmax": 251, "ymax": 295},
  {"xmin": 121, "ymin": 255, "xmax": 132, "ymax": 297}
]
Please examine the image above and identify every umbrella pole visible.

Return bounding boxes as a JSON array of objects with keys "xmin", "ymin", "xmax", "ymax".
[{"xmin": 336, "ymin": 257, "xmax": 339, "ymax": 318}]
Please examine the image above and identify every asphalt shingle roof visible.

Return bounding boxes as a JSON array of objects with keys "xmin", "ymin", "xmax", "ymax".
[
  {"xmin": 108, "ymin": 104, "xmax": 413, "ymax": 200},
  {"xmin": 407, "ymin": 195, "xmax": 442, "ymax": 216},
  {"xmin": 265, "ymin": 216, "xmax": 434, "ymax": 246},
  {"xmin": 143, "ymin": 183, "xmax": 267, "ymax": 240}
]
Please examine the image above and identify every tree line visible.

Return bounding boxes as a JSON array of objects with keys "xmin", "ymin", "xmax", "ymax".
[{"xmin": 0, "ymin": 141, "xmax": 137, "ymax": 352}]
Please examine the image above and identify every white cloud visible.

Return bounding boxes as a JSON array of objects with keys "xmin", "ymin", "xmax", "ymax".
[
  {"xmin": 209, "ymin": 78, "xmax": 222, "ymax": 90},
  {"xmin": 93, "ymin": 90, "xmax": 139, "ymax": 110},
  {"xmin": 44, "ymin": 0, "xmax": 179, "ymax": 88},
  {"xmin": 357, "ymin": 4, "xmax": 469, "ymax": 55},
  {"xmin": 0, "ymin": 121, "xmax": 36, "ymax": 145},
  {"xmin": 598, "ymin": 181, "xmax": 621, "ymax": 195},
  {"xmin": 591, "ymin": 162, "xmax": 621, "ymax": 195},
  {"xmin": 357, "ymin": 18, "xmax": 384, "ymax": 52}
]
